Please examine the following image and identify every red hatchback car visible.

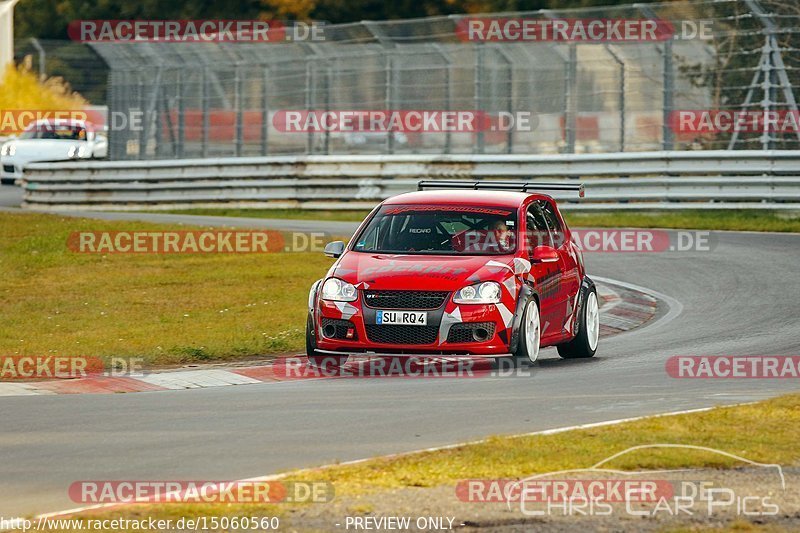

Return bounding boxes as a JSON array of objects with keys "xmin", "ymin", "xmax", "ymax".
[{"xmin": 306, "ymin": 181, "xmax": 600, "ymax": 366}]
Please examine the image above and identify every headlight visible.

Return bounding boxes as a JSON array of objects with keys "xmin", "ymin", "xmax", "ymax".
[
  {"xmin": 321, "ymin": 278, "xmax": 357, "ymax": 302},
  {"xmin": 453, "ymin": 281, "xmax": 502, "ymax": 304},
  {"xmin": 1, "ymin": 144, "xmax": 14, "ymax": 156},
  {"xmin": 68, "ymin": 145, "xmax": 88, "ymax": 158}
]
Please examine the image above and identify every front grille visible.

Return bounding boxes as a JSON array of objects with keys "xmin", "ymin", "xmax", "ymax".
[
  {"xmin": 366, "ymin": 324, "xmax": 439, "ymax": 345},
  {"xmin": 2, "ymin": 165, "xmax": 14, "ymax": 174},
  {"xmin": 363, "ymin": 290, "xmax": 449, "ymax": 310},
  {"xmin": 321, "ymin": 318, "xmax": 357, "ymax": 340},
  {"xmin": 447, "ymin": 322, "xmax": 496, "ymax": 344}
]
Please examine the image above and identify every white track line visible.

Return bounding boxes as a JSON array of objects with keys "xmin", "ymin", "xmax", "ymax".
[{"xmin": 11, "ymin": 403, "xmax": 748, "ymax": 526}]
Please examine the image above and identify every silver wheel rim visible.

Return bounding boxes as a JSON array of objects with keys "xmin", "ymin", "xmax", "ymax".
[
  {"xmin": 586, "ymin": 291, "xmax": 600, "ymax": 351},
  {"xmin": 524, "ymin": 300, "xmax": 540, "ymax": 363}
]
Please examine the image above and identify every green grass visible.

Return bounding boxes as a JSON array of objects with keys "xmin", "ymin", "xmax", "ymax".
[
  {"xmin": 162, "ymin": 208, "xmax": 800, "ymax": 232},
  {"xmin": 292, "ymin": 393, "xmax": 800, "ymax": 494},
  {"xmin": 564, "ymin": 209, "xmax": 800, "ymax": 232},
  {"xmin": 163, "ymin": 208, "xmax": 372, "ymax": 222},
  {"xmin": 43, "ymin": 393, "xmax": 800, "ymax": 532},
  {"xmin": 0, "ymin": 212, "xmax": 332, "ymax": 366}
]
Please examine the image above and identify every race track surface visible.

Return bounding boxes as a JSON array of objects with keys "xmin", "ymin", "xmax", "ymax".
[
  {"xmin": 1, "ymin": 220, "xmax": 799, "ymax": 517},
  {"xmin": 0, "ymin": 185, "xmax": 23, "ymax": 208}
]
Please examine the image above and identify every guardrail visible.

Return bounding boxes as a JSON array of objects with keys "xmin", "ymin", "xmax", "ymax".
[{"xmin": 20, "ymin": 151, "xmax": 800, "ymax": 211}]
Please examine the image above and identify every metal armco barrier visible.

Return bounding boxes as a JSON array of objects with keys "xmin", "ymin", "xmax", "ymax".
[{"xmin": 21, "ymin": 151, "xmax": 800, "ymax": 211}]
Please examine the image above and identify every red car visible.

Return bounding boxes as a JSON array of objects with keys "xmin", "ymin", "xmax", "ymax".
[{"xmin": 306, "ymin": 181, "xmax": 600, "ymax": 366}]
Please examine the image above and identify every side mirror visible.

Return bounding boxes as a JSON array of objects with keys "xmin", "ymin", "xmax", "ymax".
[
  {"xmin": 531, "ymin": 245, "xmax": 559, "ymax": 263},
  {"xmin": 324, "ymin": 241, "xmax": 345, "ymax": 258}
]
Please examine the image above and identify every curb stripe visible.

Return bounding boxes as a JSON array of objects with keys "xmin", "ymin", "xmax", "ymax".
[{"xmin": 0, "ymin": 279, "xmax": 662, "ymax": 397}]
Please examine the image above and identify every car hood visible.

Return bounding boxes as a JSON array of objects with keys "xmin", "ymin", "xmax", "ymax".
[
  {"xmin": 328, "ymin": 252, "xmax": 520, "ymax": 291},
  {"xmin": 3, "ymin": 139, "xmax": 84, "ymax": 164}
]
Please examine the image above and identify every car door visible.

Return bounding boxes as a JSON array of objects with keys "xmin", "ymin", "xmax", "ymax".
[
  {"xmin": 539, "ymin": 199, "xmax": 581, "ymax": 333},
  {"xmin": 525, "ymin": 201, "xmax": 562, "ymax": 339}
]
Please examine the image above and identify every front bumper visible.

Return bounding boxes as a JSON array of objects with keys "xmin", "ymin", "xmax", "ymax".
[
  {"xmin": 0, "ymin": 160, "xmax": 21, "ymax": 184},
  {"xmin": 314, "ymin": 295, "xmax": 511, "ymax": 356}
]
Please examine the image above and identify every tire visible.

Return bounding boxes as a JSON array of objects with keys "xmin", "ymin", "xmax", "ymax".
[
  {"xmin": 514, "ymin": 298, "xmax": 541, "ymax": 365},
  {"xmin": 557, "ymin": 287, "xmax": 600, "ymax": 359},
  {"xmin": 305, "ymin": 315, "xmax": 347, "ymax": 368}
]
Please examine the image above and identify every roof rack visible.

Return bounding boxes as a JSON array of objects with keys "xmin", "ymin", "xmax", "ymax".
[{"xmin": 417, "ymin": 180, "xmax": 585, "ymax": 198}]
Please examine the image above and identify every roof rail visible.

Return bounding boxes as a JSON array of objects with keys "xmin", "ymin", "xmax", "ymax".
[{"xmin": 417, "ymin": 180, "xmax": 585, "ymax": 197}]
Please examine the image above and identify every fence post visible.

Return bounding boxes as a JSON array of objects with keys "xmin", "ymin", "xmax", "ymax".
[
  {"xmin": 202, "ymin": 67, "xmax": 210, "ymax": 158},
  {"xmin": 176, "ymin": 70, "xmax": 184, "ymax": 159},
  {"xmin": 305, "ymin": 58, "xmax": 315, "ymax": 154},
  {"xmin": 323, "ymin": 64, "xmax": 332, "ymax": 155},
  {"xmin": 385, "ymin": 53, "xmax": 395, "ymax": 154},
  {"xmin": 234, "ymin": 65, "xmax": 244, "ymax": 157},
  {"xmin": 29, "ymin": 38, "xmax": 46, "ymax": 80},
  {"xmin": 662, "ymin": 39, "xmax": 674, "ymax": 150},
  {"xmin": 639, "ymin": 4, "xmax": 674, "ymax": 151},
  {"xmin": 261, "ymin": 67, "xmax": 269, "ymax": 156},
  {"xmin": 606, "ymin": 45, "xmax": 626, "ymax": 152},
  {"xmin": 431, "ymin": 44, "xmax": 452, "ymax": 154},
  {"xmin": 565, "ymin": 43, "xmax": 577, "ymax": 154},
  {"xmin": 474, "ymin": 43, "xmax": 485, "ymax": 154}
]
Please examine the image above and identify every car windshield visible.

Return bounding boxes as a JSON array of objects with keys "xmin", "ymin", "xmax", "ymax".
[
  {"xmin": 353, "ymin": 205, "xmax": 517, "ymax": 255},
  {"xmin": 20, "ymin": 124, "xmax": 86, "ymax": 141}
]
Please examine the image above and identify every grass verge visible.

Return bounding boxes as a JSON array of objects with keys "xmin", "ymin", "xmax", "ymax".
[
  {"xmin": 164, "ymin": 208, "xmax": 372, "ymax": 222},
  {"xmin": 43, "ymin": 393, "xmax": 800, "ymax": 532},
  {"xmin": 162, "ymin": 208, "xmax": 800, "ymax": 232},
  {"xmin": 0, "ymin": 212, "xmax": 331, "ymax": 365}
]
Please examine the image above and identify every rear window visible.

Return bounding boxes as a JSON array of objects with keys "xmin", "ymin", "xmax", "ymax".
[
  {"xmin": 353, "ymin": 205, "xmax": 517, "ymax": 255},
  {"xmin": 20, "ymin": 123, "xmax": 86, "ymax": 141}
]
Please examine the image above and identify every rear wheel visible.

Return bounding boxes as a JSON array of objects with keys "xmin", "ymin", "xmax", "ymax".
[
  {"xmin": 557, "ymin": 288, "xmax": 599, "ymax": 359},
  {"xmin": 305, "ymin": 315, "xmax": 347, "ymax": 368},
  {"xmin": 514, "ymin": 299, "xmax": 541, "ymax": 365}
]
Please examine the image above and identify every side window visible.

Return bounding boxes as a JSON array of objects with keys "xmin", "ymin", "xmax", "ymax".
[
  {"xmin": 526, "ymin": 203, "xmax": 551, "ymax": 252},
  {"xmin": 355, "ymin": 216, "xmax": 390, "ymax": 250},
  {"xmin": 538, "ymin": 200, "xmax": 565, "ymax": 248}
]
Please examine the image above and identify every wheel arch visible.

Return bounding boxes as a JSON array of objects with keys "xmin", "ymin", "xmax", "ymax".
[
  {"xmin": 307, "ymin": 279, "xmax": 323, "ymax": 342},
  {"xmin": 571, "ymin": 275, "xmax": 597, "ymax": 338},
  {"xmin": 509, "ymin": 284, "xmax": 539, "ymax": 355}
]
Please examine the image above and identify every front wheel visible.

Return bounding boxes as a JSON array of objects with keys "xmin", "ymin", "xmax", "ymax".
[
  {"xmin": 557, "ymin": 287, "xmax": 600, "ymax": 359},
  {"xmin": 514, "ymin": 298, "xmax": 541, "ymax": 365}
]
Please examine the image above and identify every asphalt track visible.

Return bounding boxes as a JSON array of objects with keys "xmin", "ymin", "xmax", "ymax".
[
  {"xmin": 0, "ymin": 185, "xmax": 22, "ymax": 208},
  {"xmin": 1, "ymin": 197, "xmax": 799, "ymax": 518}
]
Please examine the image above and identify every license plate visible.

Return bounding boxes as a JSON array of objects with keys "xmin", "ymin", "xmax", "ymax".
[{"xmin": 376, "ymin": 310, "xmax": 427, "ymax": 326}]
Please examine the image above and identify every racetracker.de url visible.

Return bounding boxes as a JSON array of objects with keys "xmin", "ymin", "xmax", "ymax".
[{"xmin": 0, "ymin": 515, "xmax": 280, "ymax": 532}]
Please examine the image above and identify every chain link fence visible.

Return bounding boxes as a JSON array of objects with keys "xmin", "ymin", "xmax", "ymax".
[
  {"xmin": 13, "ymin": 38, "xmax": 108, "ymax": 104},
  {"xmin": 16, "ymin": 0, "xmax": 800, "ymax": 160}
]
